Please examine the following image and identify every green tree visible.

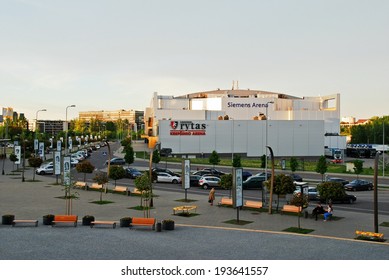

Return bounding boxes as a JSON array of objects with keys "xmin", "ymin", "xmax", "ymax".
[
  {"xmin": 93, "ymin": 172, "xmax": 109, "ymax": 203},
  {"xmin": 289, "ymin": 193, "xmax": 309, "ymax": 229},
  {"xmin": 124, "ymin": 144, "xmax": 135, "ymax": 165},
  {"xmin": 232, "ymin": 154, "xmax": 241, "ymax": 167},
  {"xmin": 134, "ymin": 173, "xmax": 152, "ymax": 216},
  {"xmin": 353, "ymin": 160, "xmax": 364, "ymax": 178},
  {"xmin": 317, "ymin": 182, "xmax": 346, "ymax": 204},
  {"xmin": 28, "ymin": 156, "xmax": 43, "ymax": 181},
  {"xmin": 121, "ymin": 137, "xmax": 132, "ymax": 147},
  {"xmin": 290, "ymin": 157, "xmax": 299, "ymax": 173},
  {"xmin": 209, "ymin": 150, "xmax": 220, "ymax": 166},
  {"xmin": 260, "ymin": 154, "xmax": 266, "ymax": 168},
  {"xmin": 264, "ymin": 174, "xmax": 295, "ymax": 211},
  {"xmin": 220, "ymin": 173, "xmax": 233, "ymax": 197},
  {"xmin": 109, "ymin": 165, "xmax": 126, "ymax": 187},
  {"xmin": 152, "ymin": 149, "xmax": 160, "ymax": 166},
  {"xmin": 9, "ymin": 153, "xmax": 18, "ymax": 171},
  {"xmin": 315, "ymin": 155, "xmax": 328, "ymax": 181},
  {"xmin": 75, "ymin": 160, "xmax": 95, "ymax": 182}
]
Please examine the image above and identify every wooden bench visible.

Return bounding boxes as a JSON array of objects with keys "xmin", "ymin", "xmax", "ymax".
[
  {"xmin": 90, "ymin": 221, "xmax": 116, "ymax": 228},
  {"xmin": 52, "ymin": 215, "xmax": 78, "ymax": 227},
  {"xmin": 218, "ymin": 197, "xmax": 233, "ymax": 206},
  {"xmin": 130, "ymin": 217, "xmax": 156, "ymax": 230},
  {"xmin": 112, "ymin": 186, "xmax": 129, "ymax": 196},
  {"xmin": 131, "ymin": 188, "xmax": 143, "ymax": 195},
  {"xmin": 89, "ymin": 183, "xmax": 103, "ymax": 191},
  {"xmin": 173, "ymin": 205, "xmax": 197, "ymax": 215},
  {"xmin": 11, "ymin": 219, "xmax": 39, "ymax": 227},
  {"xmin": 244, "ymin": 200, "xmax": 263, "ymax": 209},
  {"xmin": 281, "ymin": 205, "xmax": 302, "ymax": 214},
  {"xmin": 73, "ymin": 181, "xmax": 88, "ymax": 189}
]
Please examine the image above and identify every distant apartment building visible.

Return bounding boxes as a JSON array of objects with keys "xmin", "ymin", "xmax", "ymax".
[{"xmin": 79, "ymin": 109, "xmax": 144, "ymax": 130}]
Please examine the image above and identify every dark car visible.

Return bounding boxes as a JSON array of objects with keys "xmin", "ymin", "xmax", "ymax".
[
  {"xmin": 159, "ymin": 148, "xmax": 172, "ymax": 157},
  {"xmin": 242, "ymin": 175, "xmax": 267, "ymax": 189},
  {"xmin": 152, "ymin": 168, "xmax": 178, "ymax": 176},
  {"xmin": 344, "ymin": 179, "xmax": 373, "ymax": 191},
  {"xmin": 200, "ymin": 168, "xmax": 225, "ymax": 177},
  {"xmin": 125, "ymin": 168, "xmax": 142, "ymax": 179},
  {"xmin": 190, "ymin": 175, "xmax": 202, "ymax": 187},
  {"xmin": 193, "ymin": 170, "xmax": 213, "ymax": 177},
  {"xmin": 289, "ymin": 173, "xmax": 303, "ymax": 182},
  {"xmin": 242, "ymin": 171, "xmax": 252, "ymax": 181},
  {"xmin": 105, "ymin": 157, "xmax": 126, "ymax": 165},
  {"xmin": 320, "ymin": 194, "xmax": 357, "ymax": 204},
  {"xmin": 326, "ymin": 177, "xmax": 349, "ymax": 186}
]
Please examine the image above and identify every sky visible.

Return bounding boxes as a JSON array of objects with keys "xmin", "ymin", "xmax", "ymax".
[{"xmin": 1, "ymin": 0, "xmax": 388, "ymax": 121}]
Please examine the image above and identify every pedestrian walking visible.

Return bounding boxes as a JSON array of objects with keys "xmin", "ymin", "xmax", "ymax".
[{"xmin": 208, "ymin": 187, "xmax": 215, "ymax": 206}]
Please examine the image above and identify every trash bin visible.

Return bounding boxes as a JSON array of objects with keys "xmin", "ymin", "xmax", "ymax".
[{"xmin": 156, "ymin": 222, "xmax": 162, "ymax": 232}]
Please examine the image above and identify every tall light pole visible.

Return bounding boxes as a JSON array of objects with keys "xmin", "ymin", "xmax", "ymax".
[
  {"xmin": 383, "ymin": 116, "xmax": 385, "ymax": 177},
  {"xmin": 35, "ymin": 109, "xmax": 47, "ymax": 155},
  {"xmin": 263, "ymin": 101, "xmax": 274, "ymax": 205},
  {"xmin": 65, "ymin": 105, "xmax": 76, "ymax": 155}
]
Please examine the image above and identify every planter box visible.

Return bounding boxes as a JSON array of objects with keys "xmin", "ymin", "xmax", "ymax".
[{"xmin": 2, "ymin": 215, "xmax": 15, "ymax": 225}]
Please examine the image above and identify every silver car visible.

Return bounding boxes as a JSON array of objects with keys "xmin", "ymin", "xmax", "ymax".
[
  {"xmin": 156, "ymin": 172, "xmax": 181, "ymax": 184},
  {"xmin": 198, "ymin": 176, "xmax": 221, "ymax": 189}
]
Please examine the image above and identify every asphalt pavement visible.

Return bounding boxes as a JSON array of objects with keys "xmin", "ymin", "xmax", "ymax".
[{"xmin": 1, "ymin": 148, "xmax": 389, "ymax": 261}]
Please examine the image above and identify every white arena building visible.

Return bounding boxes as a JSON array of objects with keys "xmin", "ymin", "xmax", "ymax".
[{"xmin": 144, "ymin": 89, "xmax": 346, "ymax": 158}]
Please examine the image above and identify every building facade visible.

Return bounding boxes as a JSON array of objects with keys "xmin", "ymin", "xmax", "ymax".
[{"xmin": 144, "ymin": 89, "xmax": 346, "ymax": 157}]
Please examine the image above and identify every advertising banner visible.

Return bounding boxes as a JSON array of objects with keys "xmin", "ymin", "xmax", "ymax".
[
  {"xmin": 54, "ymin": 151, "xmax": 61, "ymax": 175},
  {"xmin": 69, "ymin": 138, "xmax": 72, "ymax": 151},
  {"xmin": 57, "ymin": 140, "xmax": 62, "ymax": 152},
  {"xmin": 39, "ymin": 142, "xmax": 44, "ymax": 158},
  {"xmin": 34, "ymin": 139, "xmax": 39, "ymax": 151},
  {"xmin": 233, "ymin": 168, "xmax": 243, "ymax": 208},
  {"xmin": 14, "ymin": 145, "xmax": 21, "ymax": 165},
  {"xmin": 63, "ymin": 156, "xmax": 71, "ymax": 186},
  {"xmin": 183, "ymin": 159, "xmax": 190, "ymax": 189}
]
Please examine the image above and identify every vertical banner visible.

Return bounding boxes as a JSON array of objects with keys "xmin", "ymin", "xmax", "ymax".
[
  {"xmin": 69, "ymin": 138, "xmax": 73, "ymax": 152},
  {"xmin": 38, "ymin": 142, "xmax": 44, "ymax": 158},
  {"xmin": 49, "ymin": 138, "xmax": 53, "ymax": 149},
  {"xmin": 63, "ymin": 156, "xmax": 71, "ymax": 186},
  {"xmin": 54, "ymin": 151, "xmax": 61, "ymax": 175},
  {"xmin": 57, "ymin": 140, "xmax": 62, "ymax": 152},
  {"xmin": 182, "ymin": 159, "xmax": 190, "ymax": 189},
  {"xmin": 233, "ymin": 168, "xmax": 243, "ymax": 208},
  {"xmin": 14, "ymin": 145, "xmax": 21, "ymax": 165},
  {"xmin": 34, "ymin": 139, "xmax": 39, "ymax": 151}
]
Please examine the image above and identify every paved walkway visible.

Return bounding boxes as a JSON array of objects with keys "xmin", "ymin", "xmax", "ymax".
[{"xmin": 1, "ymin": 150, "xmax": 389, "ymax": 260}]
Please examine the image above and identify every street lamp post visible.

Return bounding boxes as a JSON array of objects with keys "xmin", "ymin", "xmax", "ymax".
[
  {"xmin": 35, "ymin": 109, "xmax": 47, "ymax": 155},
  {"xmin": 383, "ymin": 117, "xmax": 385, "ymax": 177},
  {"xmin": 65, "ymin": 105, "xmax": 76, "ymax": 155}
]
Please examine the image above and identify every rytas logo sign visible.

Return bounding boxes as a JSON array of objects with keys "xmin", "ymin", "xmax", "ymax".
[{"xmin": 169, "ymin": 121, "xmax": 206, "ymax": 136}]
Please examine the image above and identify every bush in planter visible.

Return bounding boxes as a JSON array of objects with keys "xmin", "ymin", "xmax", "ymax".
[
  {"xmin": 82, "ymin": 215, "xmax": 95, "ymax": 226},
  {"xmin": 162, "ymin": 219, "xmax": 175, "ymax": 230},
  {"xmin": 42, "ymin": 214, "xmax": 55, "ymax": 225},
  {"xmin": 120, "ymin": 217, "xmax": 132, "ymax": 227},
  {"xmin": 2, "ymin": 214, "xmax": 15, "ymax": 225}
]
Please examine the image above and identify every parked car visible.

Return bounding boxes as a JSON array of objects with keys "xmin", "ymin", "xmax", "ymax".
[
  {"xmin": 70, "ymin": 158, "xmax": 79, "ymax": 167},
  {"xmin": 152, "ymin": 168, "xmax": 177, "ymax": 176},
  {"xmin": 344, "ymin": 179, "xmax": 373, "ymax": 191},
  {"xmin": 198, "ymin": 176, "xmax": 221, "ymax": 189},
  {"xmin": 125, "ymin": 167, "xmax": 142, "ymax": 179},
  {"xmin": 326, "ymin": 177, "xmax": 349, "ymax": 186},
  {"xmin": 36, "ymin": 162, "xmax": 54, "ymax": 175},
  {"xmin": 105, "ymin": 157, "xmax": 126, "ymax": 165},
  {"xmin": 253, "ymin": 172, "xmax": 271, "ymax": 179},
  {"xmin": 159, "ymin": 148, "xmax": 172, "ymax": 157},
  {"xmin": 156, "ymin": 172, "xmax": 181, "ymax": 184},
  {"xmin": 242, "ymin": 175, "xmax": 267, "ymax": 189},
  {"xmin": 199, "ymin": 168, "xmax": 225, "ymax": 177},
  {"xmin": 190, "ymin": 175, "xmax": 202, "ymax": 187}
]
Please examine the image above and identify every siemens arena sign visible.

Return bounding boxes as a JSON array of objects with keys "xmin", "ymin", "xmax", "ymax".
[
  {"xmin": 227, "ymin": 102, "xmax": 270, "ymax": 108},
  {"xmin": 170, "ymin": 121, "xmax": 206, "ymax": 136}
]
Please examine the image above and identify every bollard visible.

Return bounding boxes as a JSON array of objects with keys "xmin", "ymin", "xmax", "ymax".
[{"xmin": 156, "ymin": 222, "xmax": 162, "ymax": 232}]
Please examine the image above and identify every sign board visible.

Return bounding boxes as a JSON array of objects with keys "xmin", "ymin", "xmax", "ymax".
[
  {"xmin": 63, "ymin": 156, "xmax": 71, "ymax": 186},
  {"xmin": 14, "ymin": 145, "xmax": 21, "ymax": 165},
  {"xmin": 34, "ymin": 139, "xmax": 39, "ymax": 151},
  {"xmin": 54, "ymin": 151, "xmax": 61, "ymax": 175},
  {"xmin": 233, "ymin": 168, "xmax": 243, "ymax": 208},
  {"xmin": 57, "ymin": 140, "xmax": 62, "ymax": 152},
  {"xmin": 38, "ymin": 142, "xmax": 44, "ymax": 158},
  {"xmin": 182, "ymin": 159, "xmax": 191, "ymax": 189},
  {"xmin": 69, "ymin": 138, "xmax": 72, "ymax": 151}
]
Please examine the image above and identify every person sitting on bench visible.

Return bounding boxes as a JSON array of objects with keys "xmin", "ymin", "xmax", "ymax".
[
  {"xmin": 312, "ymin": 202, "xmax": 325, "ymax": 220},
  {"xmin": 323, "ymin": 203, "xmax": 333, "ymax": 221}
]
